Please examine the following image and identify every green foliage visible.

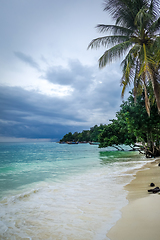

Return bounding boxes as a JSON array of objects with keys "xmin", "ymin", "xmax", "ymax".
[
  {"xmin": 59, "ymin": 124, "xmax": 106, "ymax": 143},
  {"xmin": 119, "ymin": 92, "xmax": 160, "ymax": 155},
  {"xmin": 99, "ymin": 91, "xmax": 160, "ymax": 156},
  {"xmin": 60, "ymin": 132, "xmax": 73, "ymax": 142},
  {"xmin": 60, "ymin": 91, "xmax": 160, "ymax": 156},
  {"xmin": 98, "ymin": 118, "xmax": 136, "ymax": 148}
]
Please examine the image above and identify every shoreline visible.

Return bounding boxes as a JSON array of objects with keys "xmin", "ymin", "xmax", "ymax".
[{"xmin": 107, "ymin": 158, "xmax": 160, "ymax": 240}]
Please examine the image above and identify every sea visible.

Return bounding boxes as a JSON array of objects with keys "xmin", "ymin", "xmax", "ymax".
[{"xmin": 0, "ymin": 142, "xmax": 150, "ymax": 240}]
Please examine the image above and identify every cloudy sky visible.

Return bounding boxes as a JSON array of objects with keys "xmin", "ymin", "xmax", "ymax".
[{"xmin": 0, "ymin": 0, "xmax": 128, "ymax": 142}]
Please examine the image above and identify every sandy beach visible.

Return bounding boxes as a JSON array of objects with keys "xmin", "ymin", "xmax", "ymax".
[{"xmin": 107, "ymin": 158, "xmax": 160, "ymax": 240}]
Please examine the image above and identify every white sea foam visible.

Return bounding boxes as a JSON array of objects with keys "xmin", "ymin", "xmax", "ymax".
[{"xmin": 0, "ymin": 156, "xmax": 149, "ymax": 240}]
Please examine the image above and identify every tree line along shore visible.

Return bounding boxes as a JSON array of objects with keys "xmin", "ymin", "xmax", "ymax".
[{"xmin": 59, "ymin": 92, "xmax": 160, "ymax": 158}]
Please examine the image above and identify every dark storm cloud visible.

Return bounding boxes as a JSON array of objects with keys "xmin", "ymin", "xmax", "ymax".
[
  {"xmin": 43, "ymin": 59, "xmax": 94, "ymax": 89},
  {"xmin": 14, "ymin": 52, "xmax": 40, "ymax": 70},
  {"xmin": 0, "ymin": 61, "xmax": 123, "ymax": 141},
  {"xmin": 0, "ymin": 86, "xmax": 85, "ymax": 140},
  {"xmin": 43, "ymin": 59, "xmax": 122, "ymax": 109}
]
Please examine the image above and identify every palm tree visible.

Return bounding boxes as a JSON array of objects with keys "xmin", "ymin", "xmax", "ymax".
[{"xmin": 88, "ymin": 0, "xmax": 160, "ymax": 115}]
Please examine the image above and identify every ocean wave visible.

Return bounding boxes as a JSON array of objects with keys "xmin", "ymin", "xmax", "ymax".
[{"xmin": 0, "ymin": 188, "xmax": 40, "ymax": 205}]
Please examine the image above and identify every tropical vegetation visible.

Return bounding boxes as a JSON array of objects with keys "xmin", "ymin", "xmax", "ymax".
[
  {"xmin": 99, "ymin": 91, "xmax": 160, "ymax": 157},
  {"xmin": 60, "ymin": 91, "xmax": 160, "ymax": 157},
  {"xmin": 59, "ymin": 124, "xmax": 106, "ymax": 143}
]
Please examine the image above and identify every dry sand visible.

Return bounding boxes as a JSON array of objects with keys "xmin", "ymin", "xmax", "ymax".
[{"xmin": 107, "ymin": 158, "xmax": 160, "ymax": 240}]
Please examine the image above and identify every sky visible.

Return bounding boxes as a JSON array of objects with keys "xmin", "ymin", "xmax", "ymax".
[{"xmin": 0, "ymin": 0, "xmax": 128, "ymax": 142}]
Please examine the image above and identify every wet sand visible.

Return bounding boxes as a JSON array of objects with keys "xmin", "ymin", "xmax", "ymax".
[{"xmin": 107, "ymin": 158, "xmax": 160, "ymax": 240}]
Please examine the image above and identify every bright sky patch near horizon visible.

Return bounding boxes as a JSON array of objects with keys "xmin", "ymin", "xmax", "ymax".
[{"xmin": 0, "ymin": 0, "xmax": 126, "ymax": 142}]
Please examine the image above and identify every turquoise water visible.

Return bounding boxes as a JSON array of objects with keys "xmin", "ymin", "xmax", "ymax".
[
  {"xmin": 0, "ymin": 142, "xmax": 104, "ymax": 198},
  {"xmin": 0, "ymin": 142, "xmax": 148, "ymax": 240}
]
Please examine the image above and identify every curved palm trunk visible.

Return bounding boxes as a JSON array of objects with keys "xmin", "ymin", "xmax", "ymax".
[{"xmin": 142, "ymin": 72, "xmax": 150, "ymax": 116}]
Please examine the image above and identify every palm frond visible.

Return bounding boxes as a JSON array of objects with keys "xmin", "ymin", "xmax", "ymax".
[
  {"xmin": 103, "ymin": 0, "xmax": 148, "ymax": 29},
  {"xmin": 120, "ymin": 44, "xmax": 141, "ymax": 69},
  {"xmin": 120, "ymin": 44, "xmax": 143, "ymax": 98},
  {"xmin": 153, "ymin": 36, "xmax": 160, "ymax": 49},
  {"xmin": 133, "ymin": 83, "xmax": 143, "ymax": 102},
  {"xmin": 149, "ymin": 0, "xmax": 160, "ymax": 17},
  {"xmin": 121, "ymin": 54, "xmax": 136, "ymax": 97},
  {"xmin": 96, "ymin": 24, "xmax": 133, "ymax": 36},
  {"xmin": 88, "ymin": 35, "xmax": 129, "ymax": 50},
  {"xmin": 98, "ymin": 40, "xmax": 132, "ymax": 68},
  {"xmin": 149, "ymin": 17, "xmax": 160, "ymax": 34},
  {"xmin": 154, "ymin": 38, "xmax": 160, "ymax": 65},
  {"xmin": 138, "ymin": 43, "xmax": 156, "ymax": 78},
  {"xmin": 134, "ymin": 6, "xmax": 155, "ymax": 35},
  {"xmin": 133, "ymin": 69, "xmax": 143, "ymax": 103},
  {"xmin": 121, "ymin": 81, "xmax": 128, "ymax": 97},
  {"xmin": 147, "ymin": 66, "xmax": 160, "ymax": 113}
]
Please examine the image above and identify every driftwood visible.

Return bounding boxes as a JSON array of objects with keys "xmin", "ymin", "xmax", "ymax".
[{"xmin": 148, "ymin": 187, "xmax": 160, "ymax": 193}]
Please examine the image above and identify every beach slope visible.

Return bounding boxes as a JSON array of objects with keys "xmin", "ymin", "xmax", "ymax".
[{"xmin": 107, "ymin": 159, "xmax": 160, "ymax": 240}]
